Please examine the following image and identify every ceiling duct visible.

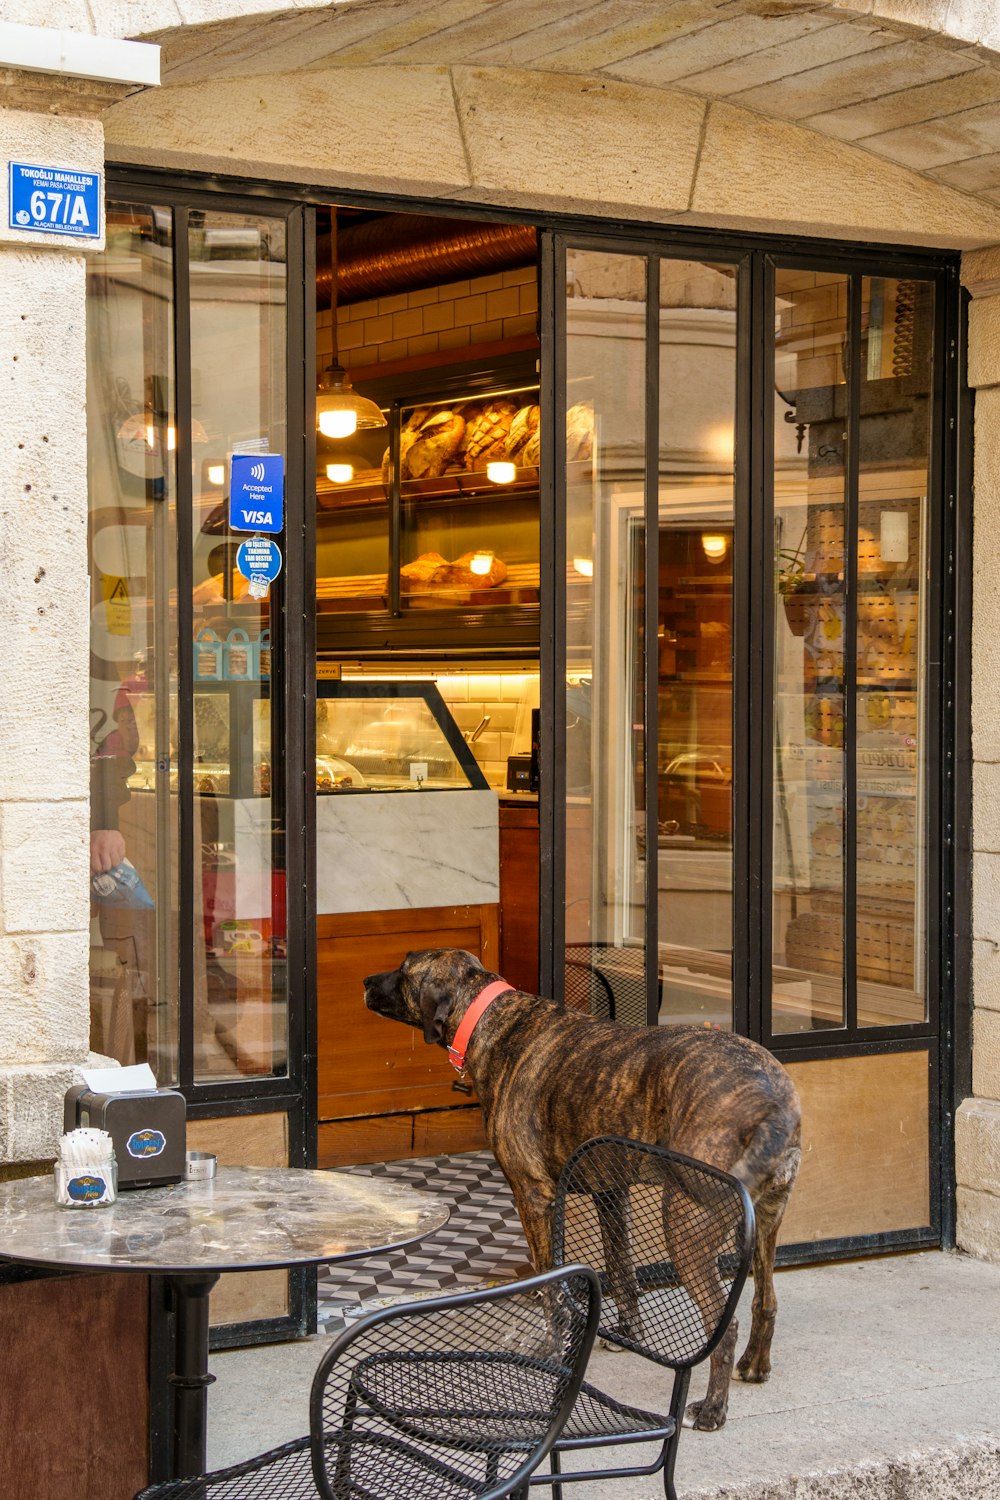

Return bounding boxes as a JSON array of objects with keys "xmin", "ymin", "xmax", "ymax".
[{"xmin": 319, "ymin": 215, "xmax": 538, "ymax": 306}]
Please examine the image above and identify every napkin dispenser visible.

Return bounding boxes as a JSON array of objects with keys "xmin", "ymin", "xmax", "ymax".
[{"xmin": 63, "ymin": 1084, "xmax": 187, "ymax": 1189}]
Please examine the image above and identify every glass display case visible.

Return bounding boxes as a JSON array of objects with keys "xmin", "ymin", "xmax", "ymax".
[
  {"xmin": 315, "ymin": 681, "xmax": 489, "ymax": 792},
  {"xmin": 315, "ymin": 373, "xmax": 541, "ymax": 626}
]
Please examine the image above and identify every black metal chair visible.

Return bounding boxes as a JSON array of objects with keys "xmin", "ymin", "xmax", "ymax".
[
  {"xmin": 135, "ymin": 1265, "xmax": 601, "ymax": 1500},
  {"xmin": 532, "ymin": 1136, "xmax": 755, "ymax": 1499},
  {"xmin": 563, "ymin": 957, "xmax": 615, "ymax": 1019}
]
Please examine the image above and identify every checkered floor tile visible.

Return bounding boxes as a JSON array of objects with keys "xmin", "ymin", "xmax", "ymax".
[{"xmin": 318, "ymin": 1151, "xmax": 530, "ymax": 1332}]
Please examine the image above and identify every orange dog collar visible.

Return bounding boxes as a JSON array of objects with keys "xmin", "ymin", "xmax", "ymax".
[{"xmin": 447, "ymin": 980, "xmax": 515, "ymax": 1072}]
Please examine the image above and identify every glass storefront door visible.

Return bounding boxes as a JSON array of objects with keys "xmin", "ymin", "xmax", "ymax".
[
  {"xmin": 547, "ymin": 234, "xmax": 950, "ymax": 1257},
  {"xmin": 87, "ymin": 189, "xmax": 312, "ymax": 1349}
]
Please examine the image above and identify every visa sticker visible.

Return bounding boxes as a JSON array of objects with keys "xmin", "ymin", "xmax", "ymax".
[{"xmin": 127, "ymin": 1128, "xmax": 166, "ymax": 1159}]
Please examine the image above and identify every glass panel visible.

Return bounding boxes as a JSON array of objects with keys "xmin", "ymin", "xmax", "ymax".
[
  {"xmin": 315, "ymin": 683, "xmax": 487, "ymax": 791},
  {"xmin": 315, "ymin": 381, "xmax": 389, "ymax": 613},
  {"xmin": 656, "ymin": 260, "xmax": 737, "ymax": 1029},
  {"xmin": 771, "ymin": 270, "xmax": 849, "ymax": 1034},
  {"xmin": 563, "ymin": 249, "xmax": 647, "ymax": 1025},
  {"xmin": 856, "ymin": 278, "xmax": 932, "ymax": 1025},
  {"xmin": 399, "ymin": 385, "xmax": 541, "ymax": 611},
  {"xmin": 87, "ymin": 203, "xmax": 179, "ymax": 1082},
  {"xmin": 189, "ymin": 211, "xmax": 288, "ymax": 1081}
]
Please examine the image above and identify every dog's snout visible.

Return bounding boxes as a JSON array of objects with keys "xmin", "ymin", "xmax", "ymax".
[{"xmin": 363, "ymin": 967, "xmax": 401, "ymax": 1015}]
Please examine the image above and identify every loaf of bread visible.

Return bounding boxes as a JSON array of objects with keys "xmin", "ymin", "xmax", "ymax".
[
  {"xmin": 566, "ymin": 401, "xmax": 595, "ymax": 462},
  {"xmin": 406, "ymin": 409, "xmax": 466, "ymax": 478},
  {"xmin": 193, "ymin": 570, "xmax": 251, "ymax": 606},
  {"xmin": 381, "ymin": 406, "xmax": 433, "ymax": 482},
  {"xmin": 448, "ymin": 551, "xmax": 508, "ymax": 588},
  {"xmin": 400, "ymin": 551, "xmax": 449, "ymax": 588},
  {"xmin": 506, "ymin": 403, "xmax": 540, "ymax": 465},
  {"xmin": 466, "ymin": 400, "xmax": 518, "ymax": 469}
]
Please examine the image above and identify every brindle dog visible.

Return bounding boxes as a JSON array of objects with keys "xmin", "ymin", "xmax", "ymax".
[{"xmin": 364, "ymin": 948, "xmax": 801, "ymax": 1431}]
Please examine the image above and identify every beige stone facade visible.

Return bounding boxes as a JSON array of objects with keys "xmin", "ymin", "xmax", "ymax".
[{"xmin": 4, "ymin": 0, "xmax": 1000, "ymax": 1258}]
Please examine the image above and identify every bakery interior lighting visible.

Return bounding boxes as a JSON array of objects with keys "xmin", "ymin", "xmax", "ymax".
[
  {"xmin": 326, "ymin": 463, "xmax": 354, "ymax": 484},
  {"xmin": 469, "ymin": 551, "xmax": 495, "ymax": 576},
  {"xmin": 701, "ymin": 533, "xmax": 729, "ymax": 563},
  {"xmin": 573, "ymin": 556, "xmax": 594, "ymax": 578},
  {"xmin": 486, "ymin": 460, "xmax": 517, "ymax": 484},
  {"xmin": 207, "ymin": 464, "xmax": 225, "ymax": 486},
  {"xmin": 316, "ymin": 360, "xmax": 386, "ymax": 439}
]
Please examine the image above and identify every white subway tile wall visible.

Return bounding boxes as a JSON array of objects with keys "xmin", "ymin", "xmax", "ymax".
[
  {"xmin": 317, "ymin": 266, "xmax": 537, "ymax": 375},
  {"xmin": 354, "ymin": 672, "xmax": 540, "ymax": 790}
]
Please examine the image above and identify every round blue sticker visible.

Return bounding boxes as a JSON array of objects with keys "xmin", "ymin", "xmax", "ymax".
[{"xmin": 236, "ymin": 537, "xmax": 282, "ymax": 600}]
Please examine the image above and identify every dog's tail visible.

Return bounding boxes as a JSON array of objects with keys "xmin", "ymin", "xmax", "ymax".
[{"xmin": 729, "ymin": 1105, "xmax": 801, "ymax": 1200}]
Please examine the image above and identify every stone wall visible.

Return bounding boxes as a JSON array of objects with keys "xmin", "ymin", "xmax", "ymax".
[
  {"xmin": 0, "ymin": 80, "xmax": 124, "ymax": 1162},
  {"xmin": 957, "ymin": 244, "xmax": 1000, "ymax": 1259}
]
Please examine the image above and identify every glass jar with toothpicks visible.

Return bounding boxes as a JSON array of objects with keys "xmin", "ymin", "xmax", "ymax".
[{"xmin": 54, "ymin": 1127, "xmax": 118, "ymax": 1207}]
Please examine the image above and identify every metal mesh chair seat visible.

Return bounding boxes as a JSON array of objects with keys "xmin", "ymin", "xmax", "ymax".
[
  {"xmin": 351, "ymin": 1350, "xmax": 581, "ymax": 1449},
  {"xmin": 135, "ymin": 1436, "xmax": 318, "ymax": 1499},
  {"xmin": 556, "ymin": 1380, "xmax": 673, "ymax": 1446},
  {"xmin": 136, "ymin": 1268, "xmax": 600, "ymax": 1500}
]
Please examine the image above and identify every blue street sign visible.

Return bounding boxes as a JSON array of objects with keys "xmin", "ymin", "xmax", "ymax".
[
  {"xmin": 9, "ymin": 162, "xmax": 101, "ymax": 240},
  {"xmin": 236, "ymin": 537, "xmax": 283, "ymax": 601},
  {"xmin": 229, "ymin": 452, "xmax": 284, "ymax": 534}
]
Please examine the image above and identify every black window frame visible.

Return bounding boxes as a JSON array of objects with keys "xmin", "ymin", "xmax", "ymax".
[{"xmin": 104, "ymin": 164, "xmax": 970, "ymax": 1273}]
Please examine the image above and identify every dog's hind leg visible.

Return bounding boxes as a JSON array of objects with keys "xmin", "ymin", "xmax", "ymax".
[
  {"xmin": 735, "ymin": 1188, "xmax": 784, "ymax": 1384},
  {"xmin": 662, "ymin": 1187, "xmax": 734, "ymax": 1431},
  {"xmin": 593, "ymin": 1185, "xmax": 644, "ymax": 1345}
]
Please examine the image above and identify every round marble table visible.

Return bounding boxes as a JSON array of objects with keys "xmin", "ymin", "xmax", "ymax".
[{"xmin": 0, "ymin": 1166, "xmax": 450, "ymax": 1481}]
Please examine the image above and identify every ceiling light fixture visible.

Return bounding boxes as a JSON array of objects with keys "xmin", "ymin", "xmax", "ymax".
[
  {"xmin": 316, "ymin": 360, "xmax": 386, "ymax": 439},
  {"xmin": 701, "ymin": 533, "xmax": 729, "ymax": 563},
  {"xmin": 326, "ymin": 463, "xmax": 354, "ymax": 484},
  {"xmin": 486, "ymin": 460, "xmax": 517, "ymax": 484}
]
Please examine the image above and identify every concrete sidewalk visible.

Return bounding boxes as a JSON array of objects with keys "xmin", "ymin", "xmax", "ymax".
[{"xmin": 208, "ymin": 1249, "xmax": 1000, "ymax": 1498}]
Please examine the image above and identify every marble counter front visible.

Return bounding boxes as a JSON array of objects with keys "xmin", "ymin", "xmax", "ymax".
[{"xmin": 316, "ymin": 788, "xmax": 499, "ymax": 914}]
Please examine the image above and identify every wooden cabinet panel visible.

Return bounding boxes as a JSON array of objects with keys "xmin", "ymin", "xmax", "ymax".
[
  {"xmin": 318, "ymin": 1105, "xmax": 486, "ymax": 1168},
  {"xmin": 317, "ymin": 904, "xmax": 497, "ymax": 1122},
  {"xmin": 499, "ymin": 799, "xmax": 540, "ymax": 996},
  {"xmin": 0, "ymin": 1273, "xmax": 149, "ymax": 1499},
  {"xmin": 319, "ymin": 1114, "xmax": 416, "ymax": 1169},
  {"xmin": 780, "ymin": 1049, "xmax": 930, "ymax": 1244}
]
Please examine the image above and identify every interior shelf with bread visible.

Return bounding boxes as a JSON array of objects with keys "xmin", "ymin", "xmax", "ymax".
[{"xmin": 316, "ymin": 363, "xmax": 543, "ymax": 635}]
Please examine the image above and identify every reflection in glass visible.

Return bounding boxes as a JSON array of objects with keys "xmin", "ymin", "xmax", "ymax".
[
  {"xmin": 657, "ymin": 260, "xmax": 737, "ymax": 1029},
  {"xmin": 771, "ymin": 269, "xmax": 849, "ymax": 1034},
  {"xmin": 563, "ymin": 250, "xmax": 647, "ymax": 1025},
  {"xmin": 86, "ymin": 203, "xmax": 179, "ymax": 1082},
  {"xmin": 189, "ymin": 212, "xmax": 288, "ymax": 1080},
  {"xmin": 856, "ymin": 277, "xmax": 931, "ymax": 1026}
]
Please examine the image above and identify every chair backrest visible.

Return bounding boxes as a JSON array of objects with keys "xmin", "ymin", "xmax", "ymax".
[
  {"xmin": 564, "ymin": 956, "xmax": 615, "ymax": 1019},
  {"xmin": 309, "ymin": 1264, "xmax": 601, "ymax": 1500},
  {"xmin": 551, "ymin": 1135, "xmax": 754, "ymax": 1371}
]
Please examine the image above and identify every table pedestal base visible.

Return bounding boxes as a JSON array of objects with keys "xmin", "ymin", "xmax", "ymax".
[{"xmin": 167, "ymin": 1273, "xmax": 221, "ymax": 1479}]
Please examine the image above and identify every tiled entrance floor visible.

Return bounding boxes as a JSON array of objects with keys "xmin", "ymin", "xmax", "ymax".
[{"xmin": 318, "ymin": 1150, "xmax": 531, "ymax": 1330}]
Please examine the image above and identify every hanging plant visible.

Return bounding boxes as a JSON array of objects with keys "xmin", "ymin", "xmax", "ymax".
[{"xmin": 776, "ymin": 546, "xmax": 811, "ymax": 637}]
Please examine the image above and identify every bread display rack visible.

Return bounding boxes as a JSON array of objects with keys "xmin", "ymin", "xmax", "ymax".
[{"xmin": 316, "ymin": 373, "xmax": 544, "ymax": 630}]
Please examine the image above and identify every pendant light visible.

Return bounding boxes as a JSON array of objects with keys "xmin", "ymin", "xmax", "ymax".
[
  {"xmin": 316, "ymin": 209, "xmax": 386, "ymax": 440},
  {"xmin": 316, "ymin": 360, "xmax": 386, "ymax": 439}
]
